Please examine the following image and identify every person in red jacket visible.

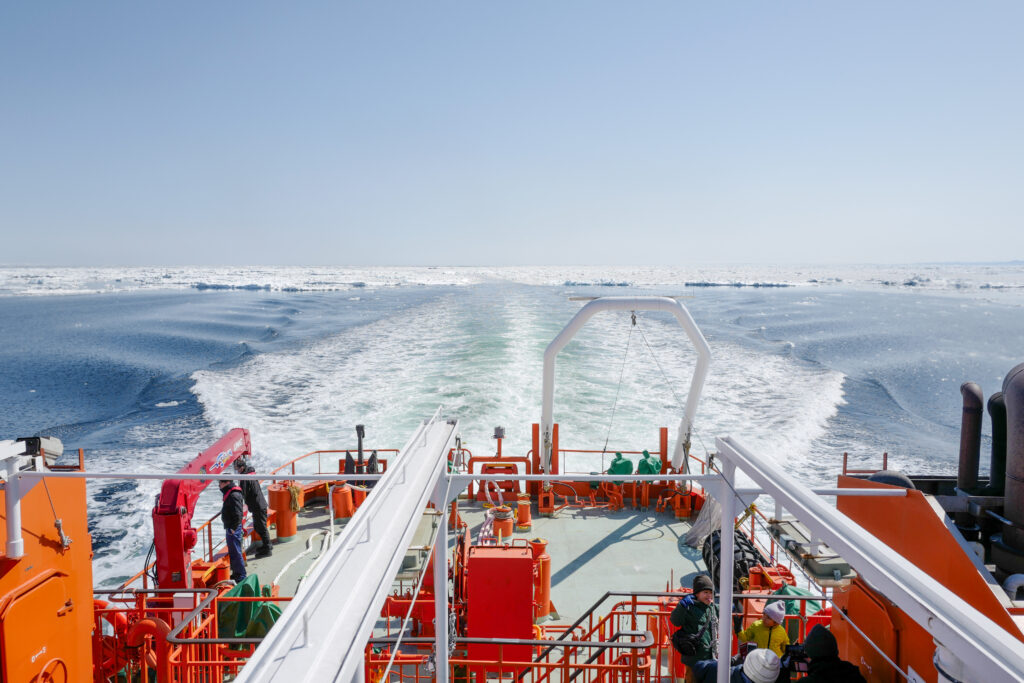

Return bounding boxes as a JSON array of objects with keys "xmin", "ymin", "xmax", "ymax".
[{"xmin": 219, "ymin": 479, "xmax": 246, "ymax": 583}]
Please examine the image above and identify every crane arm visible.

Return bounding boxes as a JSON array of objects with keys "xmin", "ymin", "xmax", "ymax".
[{"xmin": 152, "ymin": 428, "xmax": 252, "ymax": 588}]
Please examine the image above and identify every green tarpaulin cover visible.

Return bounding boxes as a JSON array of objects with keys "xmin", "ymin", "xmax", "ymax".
[
  {"xmin": 772, "ymin": 583, "xmax": 823, "ymax": 616},
  {"xmin": 218, "ymin": 574, "xmax": 283, "ymax": 640},
  {"xmin": 607, "ymin": 452, "xmax": 633, "ymax": 485},
  {"xmin": 635, "ymin": 449, "xmax": 662, "ymax": 475}
]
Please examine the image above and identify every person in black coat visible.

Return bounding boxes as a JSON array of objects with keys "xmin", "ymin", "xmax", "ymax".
[
  {"xmin": 234, "ymin": 457, "xmax": 272, "ymax": 557},
  {"xmin": 219, "ymin": 479, "xmax": 246, "ymax": 583},
  {"xmin": 801, "ymin": 625, "xmax": 866, "ymax": 682}
]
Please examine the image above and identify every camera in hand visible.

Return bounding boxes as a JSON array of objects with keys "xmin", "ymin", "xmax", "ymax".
[{"xmin": 782, "ymin": 643, "xmax": 809, "ymax": 673}]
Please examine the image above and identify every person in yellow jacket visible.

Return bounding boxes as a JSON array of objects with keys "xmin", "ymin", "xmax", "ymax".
[{"xmin": 737, "ymin": 601, "xmax": 790, "ymax": 658}]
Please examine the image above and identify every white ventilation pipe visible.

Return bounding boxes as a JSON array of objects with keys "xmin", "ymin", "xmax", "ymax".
[
  {"xmin": 1003, "ymin": 573, "xmax": 1024, "ymax": 600},
  {"xmin": 1, "ymin": 445, "xmax": 28, "ymax": 560},
  {"xmin": 541, "ymin": 297, "xmax": 711, "ymax": 474},
  {"xmin": 4, "ymin": 472, "xmax": 24, "ymax": 559}
]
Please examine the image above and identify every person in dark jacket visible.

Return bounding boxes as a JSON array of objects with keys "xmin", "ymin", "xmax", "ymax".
[
  {"xmin": 801, "ymin": 625, "xmax": 866, "ymax": 682},
  {"xmin": 219, "ymin": 479, "xmax": 246, "ymax": 583},
  {"xmin": 234, "ymin": 457, "xmax": 271, "ymax": 557},
  {"xmin": 670, "ymin": 573, "xmax": 719, "ymax": 679}
]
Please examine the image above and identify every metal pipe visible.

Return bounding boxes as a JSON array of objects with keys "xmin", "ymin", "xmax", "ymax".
[
  {"xmin": 4, "ymin": 472, "xmax": 24, "ymax": 559},
  {"xmin": 957, "ymin": 382, "xmax": 984, "ymax": 533},
  {"xmin": 988, "ymin": 391, "xmax": 1007, "ymax": 495},
  {"xmin": 368, "ymin": 631, "xmax": 653, "ymax": 649},
  {"xmin": 1003, "ymin": 363, "xmax": 1024, "ymax": 550},
  {"xmin": 1002, "ymin": 574, "xmax": 1024, "ymax": 601},
  {"xmin": 958, "ymin": 382, "xmax": 984, "ymax": 493},
  {"xmin": 17, "ymin": 469, "xmax": 911, "ymax": 497},
  {"xmin": 716, "ymin": 473, "xmax": 736, "ymax": 683},
  {"xmin": 432, "ymin": 480, "xmax": 450, "ymax": 681}
]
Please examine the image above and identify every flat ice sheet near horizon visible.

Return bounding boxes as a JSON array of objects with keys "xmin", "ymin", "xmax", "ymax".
[
  {"xmin": 2, "ymin": 263, "xmax": 1024, "ymax": 296},
  {"xmin": 0, "ymin": 264, "xmax": 1021, "ymax": 587}
]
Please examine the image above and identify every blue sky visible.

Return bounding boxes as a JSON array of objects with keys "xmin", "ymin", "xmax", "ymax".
[{"xmin": 1, "ymin": 2, "xmax": 1021, "ymax": 266}]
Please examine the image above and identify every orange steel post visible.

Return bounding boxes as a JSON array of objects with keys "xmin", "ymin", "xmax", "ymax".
[
  {"xmin": 551, "ymin": 424, "xmax": 559, "ymax": 475},
  {"xmin": 493, "ymin": 506, "xmax": 514, "ymax": 539},
  {"xmin": 530, "ymin": 538, "xmax": 554, "ymax": 622},
  {"xmin": 332, "ymin": 485, "xmax": 354, "ymax": 520},
  {"xmin": 450, "ymin": 500, "xmax": 462, "ymax": 530},
  {"xmin": 659, "ymin": 428, "xmax": 669, "ymax": 472},
  {"xmin": 516, "ymin": 494, "xmax": 532, "ymax": 530},
  {"xmin": 267, "ymin": 484, "xmax": 297, "ymax": 542},
  {"xmin": 531, "ymin": 424, "xmax": 541, "ymax": 497}
]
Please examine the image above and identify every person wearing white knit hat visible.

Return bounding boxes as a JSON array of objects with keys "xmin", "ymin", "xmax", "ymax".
[
  {"xmin": 691, "ymin": 647, "xmax": 781, "ymax": 683},
  {"xmin": 743, "ymin": 649, "xmax": 782, "ymax": 683},
  {"xmin": 736, "ymin": 601, "xmax": 790, "ymax": 658}
]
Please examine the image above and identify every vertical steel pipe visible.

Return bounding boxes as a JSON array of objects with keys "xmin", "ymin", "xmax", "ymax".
[
  {"xmin": 715, "ymin": 473, "xmax": 736, "ymax": 681},
  {"xmin": 956, "ymin": 382, "xmax": 984, "ymax": 533},
  {"xmin": 988, "ymin": 392, "xmax": 1007, "ymax": 495},
  {"xmin": 1001, "ymin": 364, "xmax": 1024, "ymax": 550},
  {"xmin": 957, "ymin": 382, "xmax": 984, "ymax": 493}
]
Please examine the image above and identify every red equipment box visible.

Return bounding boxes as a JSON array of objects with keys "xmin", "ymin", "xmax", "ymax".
[{"xmin": 466, "ymin": 545, "xmax": 534, "ymax": 664}]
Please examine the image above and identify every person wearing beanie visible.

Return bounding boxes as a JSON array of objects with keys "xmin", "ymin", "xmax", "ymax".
[
  {"xmin": 670, "ymin": 573, "xmax": 719, "ymax": 678},
  {"xmin": 801, "ymin": 625, "xmax": 866, "ymax": 682},
  {"xmin": 219, "ymin": 479, "xmax": 247, "ymax": 583},
  {"xmin": 691, "ymin": 648, "xmax": 781, "ymax": 683},
  {"xmin": 234, "ymin": 457, "xmax": 272, "ymax": 558},
  {"xmin": 736, "ymin": 601, "xmax": 790, "ymax": 658},
  {"xmin": 743, "ymin": 649, "xmax": 782, "ymax": 683}
]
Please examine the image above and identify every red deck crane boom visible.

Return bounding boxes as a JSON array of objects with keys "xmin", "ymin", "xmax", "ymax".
[{"xmin": 151, "ymin": 428, "xmax": 252, "ymax": 588}]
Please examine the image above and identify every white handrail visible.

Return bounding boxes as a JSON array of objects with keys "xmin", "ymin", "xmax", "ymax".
[
  {"xmin": 236, "ymin": 412, "xmax": 459, "ymax": 683},
  {"xmin": 715, "ymin": 436, "xmax": 1024, "ymax": 682}
]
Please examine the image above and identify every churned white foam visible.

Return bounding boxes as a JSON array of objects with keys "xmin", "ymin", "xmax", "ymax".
[
  {"xmin": 190, "ymin": 290, "xmax": 848, "ymax": 493},
  {"xmin": 155, "ymin": 401, "xmax": 180, "ymax": 408}
]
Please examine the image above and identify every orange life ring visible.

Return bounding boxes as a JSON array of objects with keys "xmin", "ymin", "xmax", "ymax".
[
  {"xmin": 93, "ymin": 600, "xmax": 130, "ymax": 680},
  {"xmin": 128, "ymin": 616, "xmax": 172, "ymax": 670}
]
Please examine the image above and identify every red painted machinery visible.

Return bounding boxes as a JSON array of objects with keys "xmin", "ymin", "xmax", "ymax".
[
  {"xmin": 465, "ymin": 544, "xmax": 535, "ymax": 665},
  {"xmin": 152, "ymin": 429, "xmax": 251, "ymax": 588}
]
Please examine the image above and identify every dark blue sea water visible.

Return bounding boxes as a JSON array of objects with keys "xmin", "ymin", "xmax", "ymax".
[{"xmin": 1, "ymin": 282, "xmax": 1020, "ymax": 585}]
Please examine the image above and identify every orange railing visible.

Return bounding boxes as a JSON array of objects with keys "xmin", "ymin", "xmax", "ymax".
[
  {"xmin": 94, "ymin": 586, "xmax": 295, "ymax": 682},
  {"xmin": 367, "ymin": 593, "xmax": 671, "ymax": 683},
  {"xmin": 270, "ymin": 447, "xmax": 402, "ymax": 477},
  {"xmin": 370, "ymin": 590, "xmax": 829, "ymax": 683},
  {"xmin": 166, "ymin": 592, "xmax": 294, "ymax": 681}
]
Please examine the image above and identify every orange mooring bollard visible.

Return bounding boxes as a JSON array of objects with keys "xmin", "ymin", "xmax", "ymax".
[
  {"xmin": 516, "ymin": 494, "xmax": 532, "ymax": 530},
  {"xmin": 493, "ymin": 505, "xmax": 514, "ymax": 540},
  {"xmin": 268, "ymin": 484, "xmax": 297, "ymax": 542},
  {"xmin": 352, "ymin": 486, "xmax": 367, "ymax": 509},
  {"xmin": 332, "ymin": 485, "xmax": 355, "ymax": 520},
  {"xmin": 530, "ymin": 538, "xmax": 554, "ymax": 621}
]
